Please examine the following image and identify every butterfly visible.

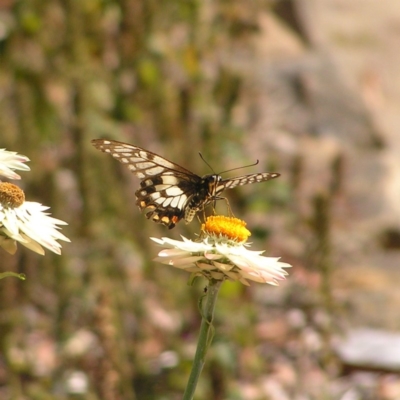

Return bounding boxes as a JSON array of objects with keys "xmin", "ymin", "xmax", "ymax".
[{"xmin": 91, "ymin": 139, "xmax": 280, "ymax": 229}]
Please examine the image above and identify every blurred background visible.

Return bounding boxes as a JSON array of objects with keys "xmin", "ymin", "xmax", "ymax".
[{"xmin": 1, "ymin": 0, "xmax": 400, "ymax": 399}]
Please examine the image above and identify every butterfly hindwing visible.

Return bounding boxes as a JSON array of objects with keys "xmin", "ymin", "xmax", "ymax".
[{"xmin": 135, "ymin": 172, "xmax": 199, "ymax": 228}]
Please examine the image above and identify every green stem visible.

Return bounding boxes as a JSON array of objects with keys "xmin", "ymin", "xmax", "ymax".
[
  {"xmin": 182, "ymin": 279, "xmax": 222, "ymax": 400},
  {"xmin": 0, "ymin": 272, "xmax": 26, "ymax": 280}
]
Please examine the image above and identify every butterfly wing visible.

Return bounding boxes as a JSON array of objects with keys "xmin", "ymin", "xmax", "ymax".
[
  {"xmin": 216, "ymin": 172, "xmax": 280, "ymax": 194},
  {"xmin": 91, "ymin": 139, "xmax": 202, "ymax": 229}
]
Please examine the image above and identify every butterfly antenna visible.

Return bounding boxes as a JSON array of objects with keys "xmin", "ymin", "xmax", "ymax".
[
  {"xmin": 198, "ymin": 152, "xmax": 216, "ymax": 174},
  {"xmin": 218, "ymin": 159, "xmax": 260, "ymax": 175},
  {"xmin": 199, "ymin": 153, "xmax": 260, "ymax": 175}
]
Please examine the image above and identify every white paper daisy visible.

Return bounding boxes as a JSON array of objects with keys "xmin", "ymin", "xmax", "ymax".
[
  {"xmin": 151, "ymin": 216, "xmax": 291, "ymax": 286},
  {"xmin": 0, "ymin": 182, "xmax": 70, "ymax": 255},
  {"xmin": 0, "ymin": 149, "xmax": 30, "ymax": 180}
]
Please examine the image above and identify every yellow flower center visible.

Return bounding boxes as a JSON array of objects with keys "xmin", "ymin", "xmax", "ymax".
[
  {"xmin": 0, "ymin": 182, "xmax": 25, "ymax": 207},
  {"xmin": 201, "ymin": 215, "xmax": 251, "ymax": 242}
]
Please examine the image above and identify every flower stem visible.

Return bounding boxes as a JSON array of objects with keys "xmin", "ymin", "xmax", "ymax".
[{"xmin": 182, "ymin": 279, "xmax": 222, "ymax": 400}]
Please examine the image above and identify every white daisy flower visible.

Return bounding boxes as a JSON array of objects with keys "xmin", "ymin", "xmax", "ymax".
[
  {"xmin": 0, "ymin": 149, "xmax": 30, "ymax": 180},
  {"xmin": 0, "ymin": 182, "xmax": 70, "ymax": 255},
  {"xmin": 151, "ymin": 216, "xmax": 291, "ymax": 286}
]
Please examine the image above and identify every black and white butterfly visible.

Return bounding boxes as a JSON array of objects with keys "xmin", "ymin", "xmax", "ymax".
[{"xmin": 92, "ymin": 139, "xmax": 280, "ymax": 229}]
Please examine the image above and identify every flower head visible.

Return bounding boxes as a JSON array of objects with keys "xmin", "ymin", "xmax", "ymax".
[
  {"xmin": 152, "ymin": 216, "xmax": 291, "ymax": 286},
  {"xmin": 201, "ymin": 215, "xmax": 251, "ymax": 243},
  {"xmin": 0, "ymin": 149, "xmax": 30, "ymax": 180},
  {"xmin": 0, "ymin": 182, "xmax": 70, "ymax": 255}
]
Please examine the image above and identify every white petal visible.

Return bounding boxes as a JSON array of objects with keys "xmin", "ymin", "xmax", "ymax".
[
  {"xmin": 0, "ymin": 200, "xmax": 69, "ymax": 255},
  {"xmin": 151, "ymin": 232, "xmax": 292, "ymax": 285},
  {"xmin": 168, "ymin": 256, "xmax": 204, "ymax": 266},
  {"xmin": 0, "ymin": 149, "xmax": 30, "ymax": 180},
  {"xmin": 18, "ymin": 234, "xmax": 45, "ymax": 255},
  {"xmin": 158, "ymin": 248, "xmax": 191, "ymax": 257},
  {"xmin": 152, "ymin": 236, "xmax": 209, "ymax": 252},
  {"xmin": 2, "ymin": 209, "xmax": 19, "ymax": 236}
]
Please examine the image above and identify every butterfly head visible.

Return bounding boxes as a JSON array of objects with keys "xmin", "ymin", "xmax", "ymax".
[{"xmin": 202, "ymin": 174, "xmax": 223, "ymax": 198}]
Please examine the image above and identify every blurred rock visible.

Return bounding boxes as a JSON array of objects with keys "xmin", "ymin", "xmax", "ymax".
[{"xmin": 335, "ymin": 328, "xmax": 400, "ymax": 372}]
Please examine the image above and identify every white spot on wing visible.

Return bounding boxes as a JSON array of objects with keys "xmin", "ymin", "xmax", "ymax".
[
  {"xmin": 177, "ymin": 195, "xmax": 188, "ymax": 209},
  {"xmin": 152, "ymin": 155, "xmax": 176, "ymax": 168},
  {"xmin": 150, "ymin": 192, "xmax": 161, "ymax": 200},
  {"xmin": 170, "ymin": 197, "xmax": 178, "ymax": 208},
  {"xmin": 146, "ymin": 166, "xmax": 164, "ymax": 175},
  {"xmin": 114, "ymin": 147, "xmax": 132, "ymax": 153},
  {"xmin": 158, "ymin": 175, "xmax": 180, "ymax": 185},
  {"xmin": 162, "ymin": 197, "xmax": 173, "ymax": 207},
  {"xmin": 130, "ymin": 157, "xmax": 146, "ymax": 163},
  {"xmin": 136, "ymin": 162, "xmax": 155, "ymax": 169},
  {"xmin": 154, "ymin": 184, "xmax": 172, "ymax": 191},
  {"xmin": 170, "ymin": 196, "xmax": 184, "ymax": 208},
  {"xmin": 165, "ymin": 187, "xmax": 183, "ymax": 196}
]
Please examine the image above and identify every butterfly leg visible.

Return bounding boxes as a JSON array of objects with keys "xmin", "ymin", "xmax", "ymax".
[
  {"xmin": 210, "ymin": 199, "xmax": 221, "ymax": 216},
  {"xmin": 225, "ymin": 197, "xmax": 235, "ymax": 217},
  {"xmin": 202, "ymin": 207, "xmax": 207, "ymax": 221},
  {"xmin": 215, "ymin": 196, "xmax": 235, "ymax": 217}
]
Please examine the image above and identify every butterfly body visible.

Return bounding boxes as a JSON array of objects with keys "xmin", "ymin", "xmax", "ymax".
[{"xmin": 92, "ymin": 139, "xmax": 279, "ymax": 229}]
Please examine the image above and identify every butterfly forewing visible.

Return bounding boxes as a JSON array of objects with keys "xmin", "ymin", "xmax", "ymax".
[
  {"xmin": 218, "ymin": 172, "xmax": 280, "ymax": 192},
  {"xmin": 92, "ymin": 139, "xmax": 280, "ymax": 229},
  {"xmin": 92, "ymin": 140, "xmax": 196, "ymax": 177}
]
